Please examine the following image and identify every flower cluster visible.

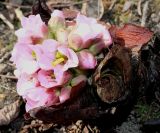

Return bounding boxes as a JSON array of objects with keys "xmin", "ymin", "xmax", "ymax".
[{"xmin": 11, "ymin": 10, "xmax": 112, "ymax": 112}]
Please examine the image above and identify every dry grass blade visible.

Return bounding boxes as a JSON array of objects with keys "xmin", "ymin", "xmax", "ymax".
[
  {"xmin": 0, "ymin": 74, "xmax": 17, "ymax": 80},
  {"xmin": 0, "ymin": 13, "xmax": 14, "ymax": 30},
  {"xmin": 137, "ymin": 0, "xmax": 142, "ymax": 16},
  {"xmin": 14, "ymin": 8, "xmax": 24, "ymax": 21},
  {"xmin": 0, "ymin": 1, "xmax": 31, "ymax": 9},
  {"xmin": 108, "ymin": 0, "xmax": 117, "ymax": 11},
  {"xmin": 47, "ymin": 0, "xmax": 89, "ymax": 8},
  {"xmin": 141, "ymin": 0, "xmax": 150, "ymax": 26}
]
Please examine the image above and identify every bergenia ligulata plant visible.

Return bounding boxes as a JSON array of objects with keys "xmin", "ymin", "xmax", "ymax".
[{"xmin": 11, "ymin": 10, "xmax": 112, "ymax": 112}]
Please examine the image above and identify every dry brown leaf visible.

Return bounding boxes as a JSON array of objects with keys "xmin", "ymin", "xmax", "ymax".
[
  {"xmin": 94, "ymin": 45, "xmax": 132, "ymax": 103},
  {"xmin": 0, "ymin": 99, "xmax": 21, "ymax": 126},
  {"xmin": 109, "ymin": 24, "xmax": 153, "ymax": 49}
]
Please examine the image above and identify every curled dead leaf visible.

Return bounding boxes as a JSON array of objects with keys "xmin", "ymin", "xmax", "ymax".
[
  {"xmin": 0, "ymin": 99, "xmax": 21, "ymax": 126},
  {"xmin": 109, "ymin": 24, "xmax": 153, "ymax": 51},
  {"xmin": 94, "ymin": 45, "xmax": 133, "ymax": 103}
]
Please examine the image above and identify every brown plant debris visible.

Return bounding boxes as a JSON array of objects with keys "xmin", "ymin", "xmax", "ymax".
[{"xmin": 0, "ymin": 99, "xmax": 21, "ymax": 126}]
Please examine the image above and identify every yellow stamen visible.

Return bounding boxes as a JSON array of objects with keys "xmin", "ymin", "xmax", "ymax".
[
  {"xmin": 52, "ymin": 58, "xmax": 65, "ymax": 66},
  {"xmin": 56, "ymin": 51, "xmax": 64, "ymax": 59},
  {"xmin": 31, "ymin": 51, "xmax": 36, "ymax": 59}
]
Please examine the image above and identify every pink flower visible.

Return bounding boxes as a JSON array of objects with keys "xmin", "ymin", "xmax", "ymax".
[
  {"xmin": 77, "ymin": 50, "xmax": 97, "ymax": 69},
  {"xmin": 17, "ymin": 73, "xmax": 59, "ymax": 112},
  {"xmin": 17, "ymin": 73, "xmax": 39, "ymax": 97},
  {"xmin": 29, "ymin": 39, "xmax": 59, "ymax": 70},
  {"xmin": 15, "ymin": 14, "xmax": 48, "ymax": 44},
  {"xmin": 11, "ymin": 43, "xmax": 39, "ymax": 74},
  {"xmin": 16, "ymin": 72, "xmax": 72, "ymax": 111},
  {"xmin": 11, "ymin": 11, "xmax": 115, "ymax": 112},
  {"xmin": 32, "ymin": 39, "xmax": 79, "ymax": 71},
  {"xmin": 68, "ymin": 14, "xmax": 112, "ymax": 51},
  {"xmin": 57, "ymin": 45, "xmax": 79, "ymax": 71},
  {"xmin": 37, "ymin": 66, "xmax": 72, "ymax": 88},
  {"xmin": 25, "ymin": 87, "xmax": 59, "ymax": 112}
]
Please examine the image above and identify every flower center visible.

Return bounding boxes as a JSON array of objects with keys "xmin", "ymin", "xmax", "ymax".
[
  {"xmin": 31, "ymin": 36, "xmax": 43, "ymax": 44},
  {"xmin": 50, "ymin": 73, "xmax": 55, "ymax": 79},
  {"xmin": 52, "ymin": 51, "xmax": 66, "ymax": 67}
]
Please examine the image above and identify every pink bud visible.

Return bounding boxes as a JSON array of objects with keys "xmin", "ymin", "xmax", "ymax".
[
  {"xmin": 68, "ymin": 33, "xmax": 83, "ymax": 51},
  {"xmin": 56, "ymin": 28, "xmax": 69, "ymax": 45},
  {"xmin": 89, "ymin": 40, "xmax": 105, "ymax": 55},
  {"xmin": 77, "ymin": 50, "xmax": 97, "ymax": 69}
]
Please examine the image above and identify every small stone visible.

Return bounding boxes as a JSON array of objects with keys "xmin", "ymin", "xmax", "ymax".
[
  {"xmin": 111, "ymin": 107, "xmax": 117, "ymax": 114},
  {"xmin": 83, "ymin": 126, "xmax": 89, "ymax": 133},
  {"xmin": 76, "ymin": 120, "xmax": 83, "ymax": 129},
  {"xmin": 31, "ymin": 120, "xmax": 36, "ymax": 125}
]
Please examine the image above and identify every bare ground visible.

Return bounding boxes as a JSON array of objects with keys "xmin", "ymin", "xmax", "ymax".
[{"xmin": 0, "ymin": 0, "xmax": 160, "ymax": 132}]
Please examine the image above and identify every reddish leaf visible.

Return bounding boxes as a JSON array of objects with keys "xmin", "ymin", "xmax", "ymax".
[{"xmin": 109, "ymin": 24, "xmax": 153, "ymax": 49}]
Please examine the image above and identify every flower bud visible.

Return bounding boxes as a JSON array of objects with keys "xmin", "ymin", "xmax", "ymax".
[
  {"xmin": 77, "ymin": 50, "xmax": 97, "ymax": 69},
  {"xmin": 56, "ymin": 28, "xmax": 69, "ymax": 45},
  {"xmin": 68, "ymin": 33, "xmax": 83, "ymax": 51},
  {"xmin": 89, "ymin": 40, "xmax": 105, "ymax": 55},
  {"xmin": 48, "ymin": 10, "xmax": 66, "ymax": 38}
]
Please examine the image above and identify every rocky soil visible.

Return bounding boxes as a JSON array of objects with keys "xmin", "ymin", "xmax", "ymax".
[{"xmin": 0, "ymin": 0, "xmax": 160, "ymax": 132}]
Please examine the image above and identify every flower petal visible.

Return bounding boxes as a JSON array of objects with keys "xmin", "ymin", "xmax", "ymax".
[
  {"xmin": 16, "ymin": 14, "xmax": 48, "ymax": 44},
  {"xmin": 25, "ymin": 87, "xmax": 59, "ymax": 112},
  {"xmin": 17, "ymin": 73, "xmax": 39, "ymax": 96},
  {"xmin": 58, "ymin": 46, "xmax": 79, "ymax": 71}
]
